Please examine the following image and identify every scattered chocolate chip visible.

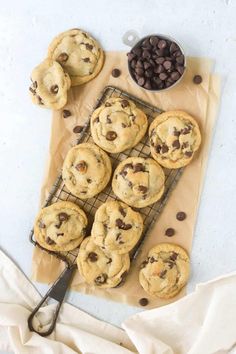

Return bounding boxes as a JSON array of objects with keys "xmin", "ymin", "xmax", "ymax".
[
  {"xmin": 159, "ymin": 270, "xmax": 167, "ymax": 279},
  {"xmin": 50, "ymin": 85, "xmax": 59, "ymax": 94},
  {"xmin": 59, "ymin": 212, "xmax": 69, "ymax": 222},
  {"xmin": 106, "ymin": 131, "xmax": 117, "ymax": 141},
  {"xmin": 176, "ymin": 211, "xmax": 186, "ymax": 221},
  {"xmin": 75, "ymin": 161, "xmax": 87, "ymax": 173},
  {"xmin": 46, "ymin": 237, "xmax": 55, "ymax": 245},
  {"xmin": 185, "ymin": 151, "xmax": 193, "ymax": 157},
  {"xmin": 62, "ymin": 109, "xmax": 71, "ymax": 118},
  {"xmin": 73, "ymin": 125, "xmax": 84, "ymax": 133},
  {"xmin": 115, "ymin": 218, "xmax": 132, "ymax": 230},
  {"xmin": 121, "ymin": 99, "xmax": 129, "ymax": 108},
  {"xmin": 133, "ymin": 163, "xmax": 145, "ymax": 173},
  {"xmin": 165, "ymin": 228, "xmax": 175, "ymax": 237},
  {"xmin": 88, "ymin": 252, "xmax": 98, "ymax": 262},
  {"xmin": 172, "ymin": 140, "xmax": 180, "ymax": 149},
  {"xmin": 112, "ymin": 68, "xmax": 121, "ymax": 77},
  {"xmin": 57, "ymin": 52, "xmax": 69, "ymax": 63},
  {"xmin": 139, "ymin": 298, "xmax": 149, "ymax": 306},
  {"xmin": 39, "ymin": 220, "xmax": 46, "ymax": 229},
  {"xmin": 138, "ymin": 185, "xmax": 148, "ymax": 194},
  {"xmin": 161, "ymin": 144, "xmax": 169, "ymax": 153},
  {"xmin": 85, "ymin": 43, "xmax": 93, "ymax": 50},
  {"xmin": 94, "ymin": 273, "xmax": 108, "ymax": 285},
  {"xmin": 83, "ymin": 57, "xmax": 90, "ymax": 62},
  {"xmin": 193, "ymin": 75, "xmax": 202, "ymax": 84},
  {"xmin": 169, "ymin": 252, "xmax": 178, "ymax": 261},
  {"xmin": 119, "ymin": 206, "xmax": 126, "ymax": 217}
]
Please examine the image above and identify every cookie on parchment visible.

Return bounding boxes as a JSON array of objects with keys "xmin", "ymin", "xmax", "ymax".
[
  {"xmin": 47, "ymin": 28, "xmax": 104, "ymax": 86},
  {"xmin": 112, "ymin": 157, "xmax": 165, "ymax": 208},
  {"xmin": 91, "ymin": 200, "xmax": 143, "ymax": 254},
  {"xmin": 29, "ymin": 58, "xmax": 71, "ymax": 109},
  {"xmin": 139, "ymin": 243, "xmax": 190, "ymax": 299},
  {"xmin": 34, "ymin": 201, "xmax": 87, "ymax": 252},
  {"xmin": 90, "ymin": 97, "xmax": 148, "ymax": 153},
  {"xmin": 149, "ymin": 110, "xmax": 201, "ymax": 169},
  {"xmin": 77, "ymin": 237, "xmax": 130, "ymax": 288},
  {"xmin": 62, "ymin": 143, "xmax": 112, "ymax": 199}
]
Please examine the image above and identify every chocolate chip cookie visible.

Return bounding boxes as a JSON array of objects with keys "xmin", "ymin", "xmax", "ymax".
[
  {"xmin": 139, "ymin": 243, "xmax": 190, "ymax": 299},
  {"xmin": 34, "ymin": 201, "xmax": 87, "ymax": 252},
  {"xmin": 90, "ymin": 97, "xmax": 148, "ymax": 153},
  {"xmin": 77, "ymin": 237, "xmax": 130, "ymax": 288},
  {"xmin": 149, "ymin": 111, "xmax": 201, "ymax": 169},
  {"xmin": 29, "ymin": 58, "xmax": 71, "ymax": 109},
  {"xmin": 91, "ymin": 200, "xmax": 143, "ymax": 254},
  {"xmin": 62, "ymin": 143, "xmax": 112, "ymax": 199},
  {"xmin": 112, "ymin": 157, "xmax": 165, "ymax": 208},
  {"xmin": 47, "ymin": 28, "xmax": 104, "ymax": 86}
]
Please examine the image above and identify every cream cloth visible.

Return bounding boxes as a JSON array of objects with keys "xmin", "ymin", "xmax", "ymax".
[{"xmin": 1, "ymin": 248, "xmax": 236, "ymax": 354}]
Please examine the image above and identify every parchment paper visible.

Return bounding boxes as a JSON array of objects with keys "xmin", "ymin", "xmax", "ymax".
[{"xmin": 32, "ymin": 52, "xmax": 221, "ymax": 308}]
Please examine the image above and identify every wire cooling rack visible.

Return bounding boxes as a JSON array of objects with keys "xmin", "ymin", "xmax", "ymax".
[{"xmin": 29, "ymin": 85, "xmax": 183, "ymax": 268}]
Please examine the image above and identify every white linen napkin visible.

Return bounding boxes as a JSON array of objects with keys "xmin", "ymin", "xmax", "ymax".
[{"xmin": 1, "ymin": 248, "xmax": 236, "ymax": 354}]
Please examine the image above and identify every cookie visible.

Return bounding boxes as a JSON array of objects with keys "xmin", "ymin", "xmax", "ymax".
[
  {"xmin": 34, "ymin": 201, "xmax": 87, "ymax": 252},
  {"xmin": 139, "ymin": 243, "xmax": 190, "ymax": 299},
  {"xmin": 47, "ymin": 28, "xmax": 104, "ymax": 86},
  {"xmin": 77, "ymin": 237, "xmax": 130, "ymax": 288},
  {"xmin": 112, "ymin": 157, "xmax": 165, "ymax": 208},
  {"xmin": 90, "ymin": 97, "xmax": 148, "ymax": 153},
  {"xmin": 62, "ymin": 143, "xmax": 112, "ymax": 199},
  {"xmin": 91, "ymin": 200, "xmax": 143, "ymax": 254},
  {"xmin": 29, "ymin": 59, "xmax": 71, "ymax": 110},
  {"xmin": 149, "ymin": 110, "xmax": 201, "ymax": 169}
]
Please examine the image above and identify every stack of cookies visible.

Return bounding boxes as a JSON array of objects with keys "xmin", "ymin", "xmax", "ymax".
[
  {"xmin": 33, "ymin": 81, "xmax": 201, "ymax": 299},
  {"xmin": 29, "ymin": 29, "xmax": 104, "ymax": 110}
]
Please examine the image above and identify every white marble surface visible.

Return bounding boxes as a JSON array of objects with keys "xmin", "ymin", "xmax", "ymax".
[{"xmin": 0, "ymin": 0, "xmax": 236, "ymax": 343}]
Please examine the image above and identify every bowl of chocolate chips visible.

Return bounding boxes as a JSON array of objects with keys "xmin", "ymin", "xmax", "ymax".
[{"xmin": 127, "ymin": 34, "xmax": 186, "ymax": 91}]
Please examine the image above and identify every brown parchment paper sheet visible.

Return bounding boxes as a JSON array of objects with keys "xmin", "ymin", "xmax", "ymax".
[{"xmin": 32, "ymin": 52, "xmax": 221, "ymax": 308}]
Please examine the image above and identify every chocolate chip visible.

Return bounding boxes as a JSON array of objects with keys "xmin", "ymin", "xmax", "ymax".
[
  {"xmin": 144, "ymin": 61, "xmax": 152, "ymax": 69},
  {"xmin": 193, "ymin": 75, "xmax": 202, "ymax": 84},
  {"xmin": 105, "ymin": 102, "xmax": 111, "ymax": 107},
  {"xmin": 155, "ymin": 57, "xmax": 165, "ymax": 64},
  {"xmin": 133, "ymin": 163, "xmax": 145, "ymax": 173},
  {"xmin": 155, "ymin": 145, "xmax": 162, "ymax": 153},
  {"xmin": 83, "ymin": 57, "xmax": 90, "ymax": 62},
  {"xmin": 73, "ymin": 125, "xmax": 84, "ymax": 133},
  {"xmin": 132, "ymin": 47, "xmax": 142, "ymax": 56},
  {"xmin": 158, "ymin": 40, "xmax": 167, "ymax": 49},
  {"xmin": 176, "ymin": 65, "xmax": 185, "ymax": 75},
  {"xmin": 149, "ymin": 257, "xmax": 156, "ymax": 263},
  {"xmin": 75, "ymin": 161, "xmax": 87, "ymax": 173},
  {"xmin": 106, "ymin": 131, "xmax": 117, "ymax": 141},
  {"xmin": 173, "ymin": 128, "xmax": 180, "ymax": 136},
  {"xmin": 159, "ymin": 270, "xmax": 167, "ymax": 279},
  {"xmin": 39, "ymin": 220, "xmax": 46, "ymax": 229},
  {"xmin": 88, "ymin": 252, "xmax": 98, "ymax": 262},
  {"xmin": 185, "ymin": 151, "xmax": 193, "ymax": 157},
  {"xmin": 135, "ymin": 67, "xmax": 144, "ymax": 76},
  {"xmin": 50, "ymin": 84, "xmax": 59, "ymax": 94},
  {"xmin": 57, "ymin": 233, "xmax": 64, "ymax": 237},
  {"xmin": 94, "ymin": 117, "xmax": 100, "ymax": 123},
  {"xmin": 57, "ymin": 52, "xmax": 68, "ymax": 63},
  {"xmin": 87, "ymin": 178, "xmax": 92, "ymax": 183},
  {"xmin": 150, "ymin": 36, "xmax": 159, "ymax": 46},
  {"xmin": 119, "ymin": 206, "xmax": 126, "ymax": 217},
  {"xmin": 46, "ymin": 237, "xmax": 55, "ymax": 245},
  {"xmin": 169, "ymin": 252, "xmax": 178, "ymax": 261},
  {"xmin": 127, "ymin": 52, "xmax": 135, "ymax": 61},
  {"xmin": 112, "ymin": 68, "xmax": 121, "ymax": 78},
  {"xmin": 139, "ymin": 298, "xmax": 149, "ymax": 306},
  {"xmin": 161, "ymin": 144, "xmax": 169, "ymax": 153},
  {"xmin": 140, "ymin": 260, "xmax": 148, "ymax": 269},
  {"xmin": 165, "ymin": 228, "xmax": 175, "ymax": 237},
  {"xmin": 155, "ymin": 64, "xmax": 164, "ymax": 74},
  {"xmin": 138, "ymin": 185, "xmax": 148, "ymax": 194},
  {"xmin": 62, "ymin": 109, "xmax": 71, "ymax": 118},
  {"xmin": 58, "ymin": 212, "xmax": 69, "ymax": 222},
  {"xmin": 182, "ymin": 142, "xmax": 189, "ymax": 149},
  {"xmin": 176, "ymin": 211, "xmax": 186, "ymax": 221},
  {"xmin": 172, "ymin": 140, "xmax": 180, "ymax": 149},
  {"xmin": 106, "ymin": 258, "xmax": 112, "ymax": 264},
  {"xmin": 163, "ymin": 60, "xmax": 172, "ymax": 70},
  {"xmin": 29, "ymin": 87, "xmax": 36, "ymax": 95},
  {"xmin": 176, "ymin": 55, "xmax": 184, "ymax": 64},
  {"xmin": 121, "ymin": 99, "xmax": 129, "ymax": 108},
  {"xmin": 85, "ymin": 43, "xmax": 93, "ymax": 50},
  {"xmin": 115, "ymin": 218, "xmax": 132, "ymax": 230},
  {"xmin": 159, "ymin": 72, "xmax": 168, "ymax": 81},
  {"xmin": 94, "ymin": 273, "xmax": 108, "ymax": 285},
  {"xmin": 171, "ymin": 71, "xmax": 181, "ymax": 81},
  {"xmin": 137, "ymin": 77, "xmax": 145, "ymax": 86},
  {"xmin": 181, "ymin": 126, "xmax": 192, "ymax": 135},
  {"xmin": 106, "ymin": 116, "xmax": 112, "ymax": 124}
]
